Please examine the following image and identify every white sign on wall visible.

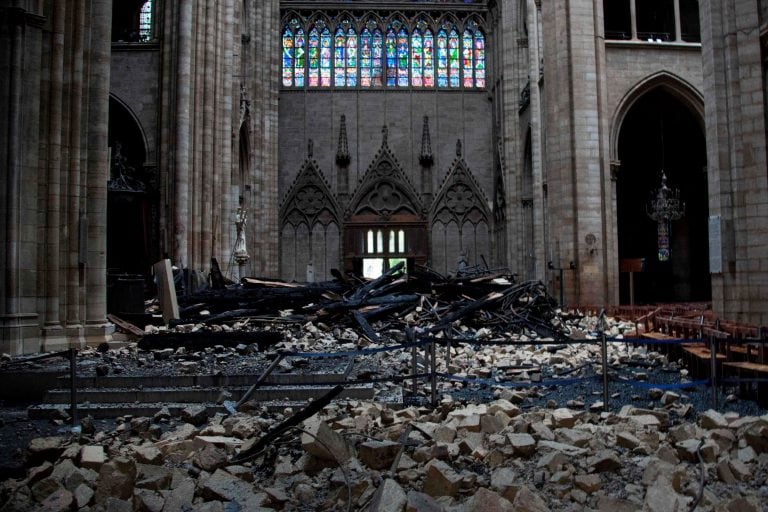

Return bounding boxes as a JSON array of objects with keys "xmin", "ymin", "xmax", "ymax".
[{"xmin": 708, "ymin": 215, "xmax": 722, "ymax": 274}]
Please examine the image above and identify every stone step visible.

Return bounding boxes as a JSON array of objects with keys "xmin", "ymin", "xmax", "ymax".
[{"xmin": 42, "ymin": 383, "xmax": 375, "ymax": 405}]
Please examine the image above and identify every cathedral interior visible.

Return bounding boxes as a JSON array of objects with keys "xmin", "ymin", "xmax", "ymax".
[{"xmin": 1, "ymin": 0, "xmax": 768, "ymax": 354}]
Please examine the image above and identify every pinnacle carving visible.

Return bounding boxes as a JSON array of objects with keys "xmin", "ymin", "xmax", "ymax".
[
  {"xmin": 336, "ymin": 115, "xmax": 350, "ymax": 167},
  {"xmin": 419, "ymin": 115, "xmax": 433, "ymax": 167}
]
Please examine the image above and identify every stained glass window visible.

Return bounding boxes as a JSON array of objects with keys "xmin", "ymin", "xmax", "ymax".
[
  {"xmin": 437, "ymin": 28, "xmax": 448, "ymax": 87},
  {"xmin": 282, "ymin": 16, "xmax": 485, "ymax": 90},
  {"xmin": 386, "ymin": 28, "xmax": 397, "ymax": 87},
  {"xmin": 423, "ymin": 30, "xmax": 435, "ymax": 87},
  {"xmin": 448, "ymin": 28, "xmax": 460, "ymax": 88},
  {"xmin": 139, "ymin": 1, "xmax": 153, "ymax": 42},
  {"xmin": 294, "ymin": 29, "xmax": 306, "ymax": 87},
  {"xmin": 462, "ymin": 29, "xmax": 473, "ymax": 87},
  {"xmin": 308, "ymin": 28, "xmax": 320, "ymax": 86},
  {"xmin": 346, "ymin": 27, "xmax": 357, "ymax": 87},
  {"xmin": 411, "ymin": 29, "xmax": 423, "ymax": 87},
  {"xmin": 334, "ymin": 27, "xmax": 346, "ymax": 87},
  {"xmin": 361, "ymin": 27, "xmax": 383, "ymax": 87},
  {"xmin": 320, "ymin": 27, "xmax": 332, "ymax": 87},
  {"xmin": 397, "ymin": 27, "xmax": 409, "ymax": 87},
  {"xmin": 282, "ymin": 25, "xmax": 295, "ymax": 87},
  {"xmin": 474, "ymin": 30, "xmax": 485, "ymax": 87}
]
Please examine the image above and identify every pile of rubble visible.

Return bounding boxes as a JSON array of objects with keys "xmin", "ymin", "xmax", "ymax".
[
  {"xmin": 2, "ymin": 267, "xmax": 768, "ymax": 510},
  {"xmin": 2, "ymin": 397, "xmax": 767, "ymax": 511}
]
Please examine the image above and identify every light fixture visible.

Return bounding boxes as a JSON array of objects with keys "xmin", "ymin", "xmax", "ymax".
[{"xmin": 646, "ymin": 172, "xmax": 684, "ymax": 261}]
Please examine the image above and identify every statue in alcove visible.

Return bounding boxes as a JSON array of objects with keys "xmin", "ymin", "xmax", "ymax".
[{"xmin": 108, "ymin": 141, "xmax": 146, "ymax": 192}]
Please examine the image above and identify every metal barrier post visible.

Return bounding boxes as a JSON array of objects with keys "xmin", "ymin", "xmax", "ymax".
[
  {"xmin": 600, "ymin": 311, "xmax": 609, "ymax": 411},
  {"xmin": 710, "ymin": 333, "xmax": 718, "ymax": 410},
  {"xmin": 69, "ymin": 347, "xmax": 78, "ymax": 427},
  {"xmin": 408, "ymin": 328, "xmax": 418, "ymax": 398},
  {"xmin": 430, "ymin": 339, "xmax": 437, "ymax": 407}
]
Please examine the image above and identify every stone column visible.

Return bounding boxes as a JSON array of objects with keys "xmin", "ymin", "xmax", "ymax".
[
  {"xmin": 174, "ymin": 0, "xmax": 193, "ymax": 268},
  {"xmin": 64, "ymin": 0, "xmax": 85, "ymax": 343},
  {"xmin": 527, "ymin": 0, "xmax": 546, "ymax": 282},
  {"xmin": 84, "ymin": 0, "xmax": 114, "ymax": 344},
  {"xmin": 1, "ymin": 7, "xmax": 25, "ymax": 354},
  {"xmin": 42, "ymin": 0, "xmax": 67, "ymax": 347},
  {"xmin": 629, "ymin": 0, "xmax": 637, "ymax": 40}
]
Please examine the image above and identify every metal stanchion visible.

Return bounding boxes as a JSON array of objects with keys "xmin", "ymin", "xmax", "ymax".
[
  {"xmin": 408, "ymin": 328, "xmax": 418, "ymax": 399},
  {"xmin": 710, "ymin": 334, "xmax": 718, "ymax": 410},
  {"xmin": 69, "ymin": 347, "xmax": 78, "ymax": 428},
  {"xmin": 430, "ymin": 339, "xmax": 437, "ymax": 407},
  {"xmin": 600, "ymin": 311, "xmax": 609, "ymax": 411}
]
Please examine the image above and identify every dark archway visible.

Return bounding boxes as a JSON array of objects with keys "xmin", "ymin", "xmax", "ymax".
[
  {"xmin": 107, "ymin": 96, "xmax": 158, "ymax": 312},
  {"xmin": 617, "ymin": 88, "xmax": 709, "ymax": 304}
]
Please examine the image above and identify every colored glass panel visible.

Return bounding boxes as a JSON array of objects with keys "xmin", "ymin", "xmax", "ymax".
[
  {"xmin": 437, "ymin": 29, "xmax": 448, "ymax": 88},
  {"xmin": 474, "ymin": 30, "xmax": 485, "ymax": 87},
  {"xmin": 320, "ymin": 28, "xmax": 332, "ymax": 87},
  {"xmin": 462, "ymin": 29, "xmax": 473, "ymax": 87},
  {"xmin": 139, "ymin": 1, "xmax": 153, "ymax": 42},
  {"xmin": 397, "ymin": 27, "xmax": 409, "ymax": 87},
  {"xmin": 308, "ymin": 28, "xmax": 319, "ymax": 86},
  {"xmin": 411, "ymin": 29, "xmax": 423, "ymax": 87},
  {"xmin": 282, "ymin": 26, "xmax": 294, "ymax": 86},
  {"xmin": 334, "ymin": 28, "xmax": 346, "ymax": 86},
  {"xmin": 294, "ymin": 29, "xmax": 305, "ymax": 87},
  {"xmin": 346, "ymin": 27, "xmax": 357, "ymax": 86},
  {"xmin": 448, "ymin": 28, "xmax": 460, "ymax": 88},
  {"xmin": 360, "ymin": 28, "xmax": 372, "ymax": 87},
  {"xmin": 386, "ymin": 28, "xmax": 397, "ymax": 87},
  {"xmin": 372, "ymin": 29, "xmax": 383, "ymax": 86},
  {"xmin": 423, "ymin": 30, "xmax": 434, "ymax": 87}
]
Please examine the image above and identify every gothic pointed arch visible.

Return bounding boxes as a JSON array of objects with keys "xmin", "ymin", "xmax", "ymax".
[
  {"xmin": 343, "ymin": 127, "xmax": 428, "ymax": 276},
  {"xmin": 279, "ymin": 144, "xmax": 341, "ymax": 281},
  {"xmin": 347, "ymin": 127, "xmax": 425, "ymax": 221},
  {"xmin": 430, "ymin": 140, "xmax": 492, "ymax": 275}
]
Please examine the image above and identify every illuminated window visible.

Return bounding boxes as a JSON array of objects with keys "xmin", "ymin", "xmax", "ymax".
[
  {"xmin": 308, "ymin": 28, "xmax": 320, "ymax": 86},
  {"xmin": 139, "ymin": 1, "xmax": 153, "ymax": 42},
  {"xmin": 282, "ymin": 20, "xmax": 306, "ymax": 87},
  {"xmin": 360, "ymin": 27, "xmax": 384, "ymax": 87}
]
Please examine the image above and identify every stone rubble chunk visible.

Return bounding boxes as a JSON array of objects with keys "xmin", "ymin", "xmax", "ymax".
[
  {"xmin": 462, "ymin": 487, "xmax": 514, "ymax": 511},
  {"xmin": 27, "ymin": 437, "xmax": 66, "ymax": 464},
  {"xmin": 358, "ymin": 440, "xmax": 401, "ymax": 470},
  {"xmin": 301, "ymin": 418, "xmax": 352, "ymax": 463},
  {"xmin": 132, "ymin": 489, "xmax": 165, "ymax": 512},
  {"xmin": 643, "ymin": 477, "xmax": 690, "ymax": 512},
  {"xmin": 551, "ymin": 408, "xmax": 578, "ymax": 428},
  {"xmin": 700, "ymin": 409, "xmax": 729, "ymax": 429},
  {"xmin": 133, "ymin": 445, "xmax": 163, "ymax": 465},
  {"xmin": 507, "ymin": 433, "xmax": 537, "ymax": 456},
  {"xmin": 490, "ymin": 467, "xmax": 521, "ymax": 502},
  {"xmin": 180, "ymin": 405, "xmax": 209, "ymax": 426},
  {"xmin": 511, "ymin": 486, "xmax": 550, "ymax": 512},
  {"xmin": 78, "ymin": 445, "xmax": 106, "ymax": 471},
  {"xmin": 422, "ymin": 459, "xmax": 462, "ymax": 498},
  {"xmin": 555, "ymin": 428, "xmax": 591, "ymax": 447},
  {"xmin": 38, "ymin": 488, "xmax": 73, "ymax": 512},
  {"xmin": 369, "ymin": 479, "xmax": 407, "ymax": 512},
  {"xmin": 743, "ymin": 422, "xmax": 768, "ymax": 453},
  {"xmin": 587, "ymin": 449, "xmax": 621, "ymax": 472},
  {"xmin": 200, "ymin": 468, "xmax": 267, "ymax": 508},
  {"xmin": 73, "ymin": 483, "xmax": 93, "ymax": 509},
  {"xmin": 574, "ymin": 474, "xmax": 601, "ymax": 494},
  {"xmin": 615, "ymin": 431, "xmax": 642, "ymax": 450},
  {"xmin": 405, "ymin": 490, "xmax": 443, "ymax": 512},
  {"xmin": 193, "ymin": 444, "xmax": 228, "ymax": 472},
  {"xmin": 94, "ymin": 457, "xmax": 137, "ymax": 504}
]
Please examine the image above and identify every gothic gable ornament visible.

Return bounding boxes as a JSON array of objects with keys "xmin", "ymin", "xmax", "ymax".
[
  {"xmin": 431, "ymin": 139, "xmax": 491, "ymax": 227},
  {"xmin": 347, "ymin": 125, "xmax": 425, "ymax": 221},
  {"xmin": 280, "ymin": 140, "xmax": 340, "ymax": 230}
]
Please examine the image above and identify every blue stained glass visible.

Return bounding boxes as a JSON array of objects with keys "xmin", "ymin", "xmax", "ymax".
[
  {"xmin": 423, "ymin": 30, "xmax": 434, "ymax": 87},
  {"xmin": 474, "ymin": 30, "xmax": 485, "ymax": 87},
  {"xmin": 411, "ymin": 29, "xmax": 423, "ymax": 87},
  {"xmin": 346, "ymin": 27, "xmax": 357, "ymax": 86},
  {"xmin": 397, "ymin": 27, "xmax": 409, "ymax": 87},
  {"xmin": 320, "ymin": 28, "xmax": 332, "ymax": 87},
  {"xmin": 361, "ymin": 28, "xmax": 372, "ymax": 87},
  {"xmin": 448, "ymin": 28, "xmax": 460, "ymax": 88},
  {"xmin": 386, "ymin": 28, "xmax": 397, "ymax": 87},
  {"xmin": 282, "ymin": 26, "xmax": 294, "ymax": 87},
  {"xmin": 437, "ymin": 29, "xmax": 448, "ymax": 88},
  {"xmin": 334, "ymin": 28, "xmax": 346, "ymax": 87},
  {"xmin": 295, "ymin": 29, "xmax": 305, "ymax": 87},
  {"xmin": 372, "ymin": 30, "xmax": 383, "ymax": 86},
  {"xmin": 308, "ymin": 28, "xmax": 319, "ymax": 86}
]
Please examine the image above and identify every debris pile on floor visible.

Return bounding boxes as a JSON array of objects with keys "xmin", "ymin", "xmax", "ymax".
[
  {"xmin": 2, "ymin": 266, "xmax": 768, "ymax": 510},
  {"xmin": 1, "ymin": 399, "xmax": 767, "ymax": 511}
]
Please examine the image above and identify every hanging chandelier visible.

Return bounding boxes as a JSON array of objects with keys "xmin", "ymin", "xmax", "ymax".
[{"xmin": 646, "ymin": 172, "xmax": 685, "ymax": 261}]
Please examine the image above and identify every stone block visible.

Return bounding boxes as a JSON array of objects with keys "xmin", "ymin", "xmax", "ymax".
[
  {"xmin": 422, "ymin": 460, "xmax": 462, "ymax": 498},
  {"xmin": 358, "ymin": 440, "xmax": 401, "ymax": 470},
  {"xmin": 301, "ymin": 418, "xmax": 352, "ymax": 463},
  {"xmin": 79, "ymin": 445, "xmax": 106, "ymax": 471},
  {"xmin": 370, "ymin": 479, "xmax": 407, "ymax": 512}
]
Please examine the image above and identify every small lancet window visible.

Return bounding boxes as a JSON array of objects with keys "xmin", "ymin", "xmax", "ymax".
[{"xmin": 139, "ymin": 1, "xmax": 153, "ymax": 42}]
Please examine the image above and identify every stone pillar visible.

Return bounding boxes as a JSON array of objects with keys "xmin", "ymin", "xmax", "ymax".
[
  {"xmin": 1, "ymin": 6, "xmax": 26, "ymax": 354},
  {"xmin": 41, "ymin": 0, "xmax": 67, "ymax": 348},
  {"xmin": 527, "ymin": 0, "xmax": 546, "ymax": 282},
  {"xmin": 84, "ymin": 0, "xmax": 114, "ymax": 344},
  {"xmin": 64, "ymin": 0, "xmax": 86, "ymax": 343},
  {"xmin": 174, "ymin": 0, "xmax": 193, "ymax": 268},
  {"xmin": 629, "ymin": 0, "xmax": 637, "ymax": 40}
]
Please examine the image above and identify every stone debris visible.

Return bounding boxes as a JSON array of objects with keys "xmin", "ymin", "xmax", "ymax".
[
  {"xmin": 2, "ymin": 278, "xmax": 768, "ymax": 511},
  {"xmin": 1, "ymin": 400, "xmax": 766, "ymax": 512}
]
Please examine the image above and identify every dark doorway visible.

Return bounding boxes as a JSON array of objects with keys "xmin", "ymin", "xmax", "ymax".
[
  {"xmin": 617, "ymin": 87, "xmax": 709, "ymax": 304},
  {"xmin": 107, "ymin": 97, "xmax": 158, "ymax": 311}
]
